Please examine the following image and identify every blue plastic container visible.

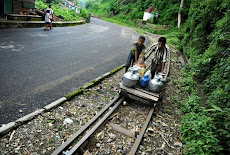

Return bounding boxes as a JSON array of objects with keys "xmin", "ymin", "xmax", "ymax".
[{"xmin": 140, "ymin": 74, "xmax": 150, "ymax": 88}]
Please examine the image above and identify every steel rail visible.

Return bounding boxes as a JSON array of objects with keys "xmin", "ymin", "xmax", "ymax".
[
  {"xmin": 128, "ymin": 45, "xmax": 171, "ymax": 154},
  {"xmin": 67, "ymin": 96, "xmax": 125, "ymax": 154},
  {"xmin": 129, "ymin": 108, "xmax": 154, "ymax": 155},
  {"xmin": 51, "ymin": 95, "xmax": 121, "ymax": 155}
]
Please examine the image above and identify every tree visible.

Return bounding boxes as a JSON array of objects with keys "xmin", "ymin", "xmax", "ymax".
[{"xmin": 178, "ymin": 0, "xmax": 185, "ymax": 30}]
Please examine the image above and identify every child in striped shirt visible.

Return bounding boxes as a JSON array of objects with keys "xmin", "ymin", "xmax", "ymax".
[{"xmin": 151, "ymin": 37, "xmax": 168, "ymax": 79}]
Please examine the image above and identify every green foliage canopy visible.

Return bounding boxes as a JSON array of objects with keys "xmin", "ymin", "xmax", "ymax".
[{"xmin": 85, "ymin": 0, "xmax": 190, "ymax": 25}]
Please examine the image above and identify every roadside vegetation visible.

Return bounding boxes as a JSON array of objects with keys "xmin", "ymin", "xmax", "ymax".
[
  {"xmin": 86, "ymin": 0, "xmax": 230, "ymax": 154},
  {"xmin": 35, "ymin": 0, "xmax": 88, "ymax": 21}
]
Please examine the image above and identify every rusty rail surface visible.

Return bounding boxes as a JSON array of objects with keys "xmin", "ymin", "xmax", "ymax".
[
  {"xmin": 67, "ymin": 96, "xmax": 125, "ymax": 154},
  {"xmin": 129, "ymin": 108, "xmax": 154, "ymax": 155},
  {"xmin": 51, "ymin": 95, "xmax": 122, "ymax": 155},
  {"xmin": 51, "ymin": 95, "xmax": 156, "ymax": 155}
]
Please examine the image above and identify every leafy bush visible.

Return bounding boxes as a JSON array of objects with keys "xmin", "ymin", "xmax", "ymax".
[
  {"xmin": 180, "ymin": 1, "xmax": 230, "ymax": 152},
  {"xmin": 178, "ymin": 65, "xmax": 197, "ymax": 95},
  {"xmin": 78, "ymin": 7, "xmax": 88, "ymax": 19},
  {"xmin": 180, "ymin": 112, "xmax": 222, "ymax": 154},
  {"xmin": 163, "ymin": 31, "xmax": 183, "ymax": 49},
  {"xmin": 154, "ymin": 0, "xmax": 180, "ymax": 25},
  {"xmin": 179, "ymin": 95, "xmax": 201, "ymax": 114},
  {"xmin": 35, "ymin": 0, "xmax": 80, "ymax": 21},
  {"xmin": 35, "ymin": 0, "xmax": 48, "ymax": 10},
  {"xmin": 205, "ymin": 88, "xmax": 230, "ymax": 151},
  {"xmin": 179, "ymin": 77, "xmax": 197, "ymax": 95},
  {"xmin": 182, "ymin": 0, "xmax": 229, "ymax": 78},
  {"xmin": 52, "ymin": 4, "xmax": 80, "ymax": 21},
  {"xmin": 203, "ymin": 57, "xmax": 230, "ymax": 93}
]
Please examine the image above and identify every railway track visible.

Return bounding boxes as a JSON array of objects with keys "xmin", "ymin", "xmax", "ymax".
[
  {"xmin": 52, "ymin": 42, "xmax": 171, "ymax": 155},
  {"xmin": 51, "ymin": 94, "xmax": 156, "ymax": 155}
]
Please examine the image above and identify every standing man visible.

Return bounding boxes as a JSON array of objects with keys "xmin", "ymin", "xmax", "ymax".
[
  {"xmin": 150, "ymin": 37, "xmax": 168, "ymax": 79},
  {"xmin": 45, "ymin": 4, "xmax": 54, "ymax": 29},
  {"xmin": 87, "ymin": 12, "xmax": 91, "ymax": 23}
]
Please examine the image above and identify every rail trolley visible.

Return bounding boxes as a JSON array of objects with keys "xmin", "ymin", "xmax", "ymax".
[{"xmin": 120, "ymin": 44, "xmax": 170, "ymax": 105}]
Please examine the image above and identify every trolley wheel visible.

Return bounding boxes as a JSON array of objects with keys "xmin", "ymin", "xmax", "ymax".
[{"xmin": 119, "ymin": 89, "xmax": 128, "ymax": 98}]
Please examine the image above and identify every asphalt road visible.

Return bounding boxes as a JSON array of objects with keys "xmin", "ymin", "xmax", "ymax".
[{"xmin": 0, "ymin": 18, "xmax": 150, "ymax": 125}]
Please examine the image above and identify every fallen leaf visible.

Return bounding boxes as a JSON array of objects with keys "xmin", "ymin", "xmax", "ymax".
[
  {"xmin": 46, "ymin": 118, "xmax": 56, "ymax": 124},
  {"xmin": 108, "ymin": 112, "xmax": 119, "ymax": 119}
]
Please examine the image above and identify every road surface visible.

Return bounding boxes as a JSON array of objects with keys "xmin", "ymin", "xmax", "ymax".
[{"xmin": 0, "ymin": 18, "xmax": 150, "ymax": 125}]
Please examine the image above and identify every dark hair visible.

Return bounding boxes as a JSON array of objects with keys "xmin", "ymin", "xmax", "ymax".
[
  {"xmin": 139, "ymin": 36, "xmax": 145, "ymax": 41},
  {"xmin": 158, "ymin": 37, "xmax": 166, "ymax": 44},
  {"xmin": 49, "ymin": 4, "xmax": 52, "ymax": 8},
  {"xmin": 46, "ymin": 10, "xmax": 50, "ymax": 13}
]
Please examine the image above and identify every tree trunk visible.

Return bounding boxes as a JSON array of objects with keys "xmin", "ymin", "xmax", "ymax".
[{"xmin": 178, "ymin": 0, "xmax": 185, "ymax": 30}]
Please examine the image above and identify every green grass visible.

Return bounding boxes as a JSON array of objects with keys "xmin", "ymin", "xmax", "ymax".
[{"xmin": 35, "ymin": 0, "xmax": 84, "ymax": 21}]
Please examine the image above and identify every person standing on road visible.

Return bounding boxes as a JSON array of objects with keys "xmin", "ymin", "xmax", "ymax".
[
  {"xmin": 44, "ymin": 9, "xmax": 51, "ymax": 30},
  {"xmin": 87, "ymin": 12, "xmax": 91, "ymax": 23},
  {"xmin": 150, "ymin": 37, "xmax": 168, "ymax": 79},
  {"xmin": 45, "ymin": 4, "xmax": 54, "ymax": 29},
  {"xmin": 125, "ymin": 36, "xmax": 146, "ymax": 73}
]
